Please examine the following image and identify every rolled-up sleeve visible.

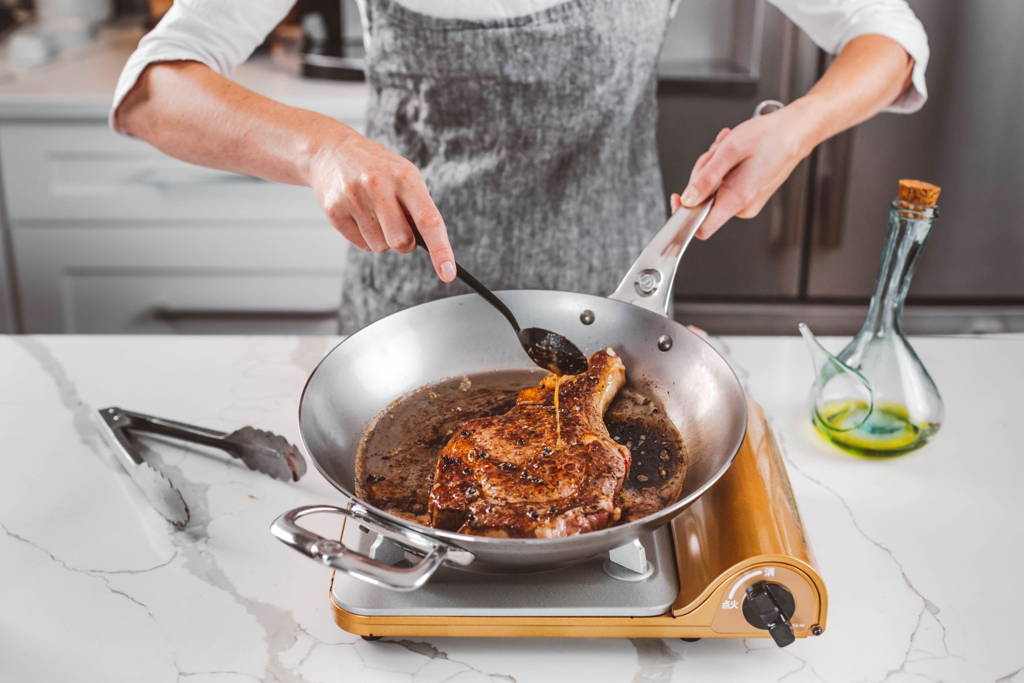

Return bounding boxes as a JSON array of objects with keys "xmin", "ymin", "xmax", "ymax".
[
  {"xmin": 110, "ymin": 0, "xmax": 295, "ymax": 133},
  {"xmin": 767, "ymin": 0, "xmax": 929, "ymax": 114}
]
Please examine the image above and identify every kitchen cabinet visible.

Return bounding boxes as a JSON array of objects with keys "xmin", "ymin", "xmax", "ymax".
[
  {"xmin": 659, "ymin": 0, "xmax": 1024, "ymax": 333},
  {"xmin": 0, "ymin": 28, "xmax": 370, "ymax": 335},
  {"xmin": 0, "ymin": 124, "xmax": 324, "ymax": 223},
  {"xmin": 1, "ymin": 123, "xmax": 349, "ymax": 334},
  {"xmin": 657, "ymin": 5, "xmax": 819, "ymax": 299},
  {"xmin": 806, "ymin": 0, "xmax": 1024, "ymax": 301},
  {"xmin": 12, "ymin": 225, "xmax": 346, "ymax": 334},
  {"xmin": 0, "ymin": 211, "xmax": 14, "ymax": 332}
]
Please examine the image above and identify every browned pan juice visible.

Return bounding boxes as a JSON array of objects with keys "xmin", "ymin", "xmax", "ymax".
[
  {"xmin": 605, "ymin": 386, "xmax": 688, "ymax": 523},
  {"xmin": 355, "ymin": 370, "xmax": 687, "ymax": 528}
]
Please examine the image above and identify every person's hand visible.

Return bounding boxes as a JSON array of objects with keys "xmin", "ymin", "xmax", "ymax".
[
  {"xmin": 672, "ymin": 104, "xmax": 818, "ymax": 239},
  {"xmin": 306, "ymin": 126, "xmax": 456, "ymax": 282}
]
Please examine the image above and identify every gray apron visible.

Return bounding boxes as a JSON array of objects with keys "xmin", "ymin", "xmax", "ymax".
[{"xmin": 339, "ymin": 0, "xmax": 671, "ymax": 333}]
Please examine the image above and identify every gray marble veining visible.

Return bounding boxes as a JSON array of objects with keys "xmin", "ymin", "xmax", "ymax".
[{"xmin": 1, "ymin": 334, "xmax": 1019, "ymax": 683}]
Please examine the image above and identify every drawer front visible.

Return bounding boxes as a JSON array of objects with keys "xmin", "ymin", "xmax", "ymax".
[
  {"xmin": 1, "ymin": 124, "xmax": 325, "ymax": 223},
  {"xmin": 13, "ymin": 225, "xmax": 351, "ymax": 334},
  {"xmin": 53, "ymin": 271, "xmax": 343, "ymax": 335}
]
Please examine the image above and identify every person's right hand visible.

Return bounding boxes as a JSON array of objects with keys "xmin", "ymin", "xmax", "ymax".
[{"xmin": 306, "ymin": 126, "xmax": 456, "ymax": 283}]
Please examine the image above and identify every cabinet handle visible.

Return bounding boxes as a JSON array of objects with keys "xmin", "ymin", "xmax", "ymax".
[
  {"xmin": 753, "ymin": 100, "xmax": 805, "ymax": 250},
  {"xmin": 152, "ymin": 306, "xmax": 339, "ymax": 321},
  {"xmin": 810, "ymin": 128, "xmax": 855, "ymax": 248},
  {"xmin": 131, "ymin": 167, "xmax": 266, "ymax": 190},
  {"xmin": 767, "ymin": 158, "xmax": 810, "ymax": 249}
]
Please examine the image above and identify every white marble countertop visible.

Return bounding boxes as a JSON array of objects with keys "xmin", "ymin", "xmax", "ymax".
[
  {"xmin": 0, "ymin": 25, "xmax": 368, "ymax": 121},
  {"xmin": 1, "ymin": 333, "xmax": 1020, "ymax": 683}
]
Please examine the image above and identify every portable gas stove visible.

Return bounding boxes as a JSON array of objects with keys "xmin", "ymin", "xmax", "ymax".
[{"xmin": 328, "ymin": 402, "xmax": 826, "ymax": 647}]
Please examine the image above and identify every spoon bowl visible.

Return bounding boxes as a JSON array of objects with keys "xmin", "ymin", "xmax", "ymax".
[{"xmin": 518, "ymin": 327, "xmax": 589, "ymax": 375}]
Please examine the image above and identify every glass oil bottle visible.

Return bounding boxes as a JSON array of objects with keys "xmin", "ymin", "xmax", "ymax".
[{"xmin": 800, "ymin": 179, "xmax": 943, "ymax": 456}]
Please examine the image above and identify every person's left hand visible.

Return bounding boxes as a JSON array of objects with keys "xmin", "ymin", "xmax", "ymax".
[{"xmin": 672, "ymin": 104, "xmax": 818, "ymax": 239}]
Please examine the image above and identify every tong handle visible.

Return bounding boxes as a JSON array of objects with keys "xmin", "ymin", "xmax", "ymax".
[{"xmin": 99, "ymin": 407, "xmax": 229, "ymax": 454}]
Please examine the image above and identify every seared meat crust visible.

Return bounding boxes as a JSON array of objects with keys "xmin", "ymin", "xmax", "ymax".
[{"xmin": 428, "ymin": 348, "xmax": 631, "ymax": 537}]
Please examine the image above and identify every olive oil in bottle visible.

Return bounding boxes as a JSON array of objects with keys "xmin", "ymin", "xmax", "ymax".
[{"xmin": 811, "ymin": 400, "xmax": 939, "ymax": 456}]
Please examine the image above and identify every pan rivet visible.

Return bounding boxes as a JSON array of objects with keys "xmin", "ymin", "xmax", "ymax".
[
  {"xmin": 657, "ymin": 335, "xmax": 673, "ymax": 352},
  {"xmin": 811, "ymin": 625, "xmax": 823, "ymax": 636},
  {"xmin": 580, "ymin": 309, "xmax": 595, "ymax": 325},
  {"xmin": 635, "ymin": 269, "xmax": 662, "ymax": 297}
]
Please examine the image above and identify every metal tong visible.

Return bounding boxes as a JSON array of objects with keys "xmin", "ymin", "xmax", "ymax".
[{"xmin": 96, "ymin": 407, "xmax": 307, "ymax": 529}]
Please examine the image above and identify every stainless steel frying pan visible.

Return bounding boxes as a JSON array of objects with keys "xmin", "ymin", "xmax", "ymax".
[{"xmin": 271, "ymin": 197, "xmax": 748, "ymax": 591}]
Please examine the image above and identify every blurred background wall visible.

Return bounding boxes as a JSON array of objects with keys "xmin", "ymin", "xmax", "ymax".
[{"xmin": 0, "ymin": 0, "xmax": 1020, "ymax": 335}]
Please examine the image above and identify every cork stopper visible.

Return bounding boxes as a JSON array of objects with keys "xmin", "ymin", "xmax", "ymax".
[{"xmin": 898, "ymin": 179, "xmax": 941, "ymax": 207}]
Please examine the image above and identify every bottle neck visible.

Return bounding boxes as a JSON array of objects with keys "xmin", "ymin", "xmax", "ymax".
[{"xmin": 862, "ymin": 201, "xmax": 938, "ymax": 335}]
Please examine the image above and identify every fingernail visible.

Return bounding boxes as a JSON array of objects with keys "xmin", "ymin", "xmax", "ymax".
[
  {"xmin": 680, "ymin": 187, "xmax": 699, "ymax": 206},
  {"xmin": 440, "ymin": 261, "xmax": 456, "ymax": 281}
]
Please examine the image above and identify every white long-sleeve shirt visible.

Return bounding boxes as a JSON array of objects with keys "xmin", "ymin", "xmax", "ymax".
[{"xmin": 111, "ymin": 0, "xmax": 929, "ymax": 131}]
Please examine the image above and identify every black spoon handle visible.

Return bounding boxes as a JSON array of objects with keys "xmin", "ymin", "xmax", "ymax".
[{"xmin": 410, "ymin": 226, "xmax": 522, "ymax": 333}]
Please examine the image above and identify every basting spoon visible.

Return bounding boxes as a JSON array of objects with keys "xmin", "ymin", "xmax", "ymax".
[{"xmin": 410, "ymin": 229, "xmax": 588, "ymax": 375}]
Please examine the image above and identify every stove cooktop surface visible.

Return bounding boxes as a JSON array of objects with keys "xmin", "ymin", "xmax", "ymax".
[{"xmin": 331, "ymin": 524, "xmax": 679, "ymax": 617}]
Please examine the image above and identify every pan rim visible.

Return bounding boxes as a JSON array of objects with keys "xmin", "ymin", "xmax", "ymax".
[{"xmin": 297, "ymin": 289, "xmax": 748, "ymax": 548}]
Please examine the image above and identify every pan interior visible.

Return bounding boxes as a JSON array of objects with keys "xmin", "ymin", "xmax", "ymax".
[
  {"xmin": 299, "ymin": 290, "xmax": 747, "ymax": 544},
  {"xmin": 353, "ymin": 367, "xmax": 688, "ymax": 530}
]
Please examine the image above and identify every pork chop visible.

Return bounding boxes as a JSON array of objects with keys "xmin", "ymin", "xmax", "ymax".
[{"xmin": 428, "ymin": 348, "xmax": 631, "ymax": 537}]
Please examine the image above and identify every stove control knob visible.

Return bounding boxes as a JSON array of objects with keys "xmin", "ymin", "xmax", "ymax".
[{"xmin": 742, "ymin": 581, "xmax": 796, "ymax": 647}]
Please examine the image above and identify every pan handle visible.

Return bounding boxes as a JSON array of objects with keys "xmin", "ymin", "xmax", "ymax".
[
  {"xmin": 270, "ymin": 503, "xmax": 474, "ymax": 592},
  {"xmin": 610, "ymin": 99, "xmax": 784, "ymax": 317},
  {"xmin": 608, "ymin": 198, "xmax": 714, "ymax": 317}
]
